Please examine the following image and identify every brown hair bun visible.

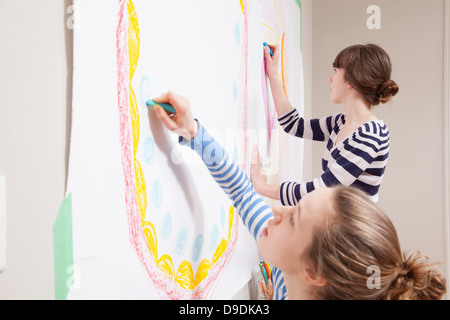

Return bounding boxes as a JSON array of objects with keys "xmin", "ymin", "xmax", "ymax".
[
  {"xmin": 333, "ymin": 44, "xmax": 399, "ymax": 106},
  {"xmin": 377, "ymin": 79, "xmax": 399, "ymax": 104}
]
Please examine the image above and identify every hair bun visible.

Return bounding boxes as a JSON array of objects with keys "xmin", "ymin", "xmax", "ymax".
[
  {"xmin": 386, "ymin": 250, "xmax": 446, "ymax": 300},
  {"xmin": 377, "ymin": 80, "xmax": 399, "ymax": 103}
]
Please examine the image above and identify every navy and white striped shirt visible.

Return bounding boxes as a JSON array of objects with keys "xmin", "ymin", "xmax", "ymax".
[
  {"xmin": 180, "ymin": 121, "xmax": 288, "ymax": 300},
  {"xmin": 278, "ymin": 109, "xmax": 390, "ymax": 204}
]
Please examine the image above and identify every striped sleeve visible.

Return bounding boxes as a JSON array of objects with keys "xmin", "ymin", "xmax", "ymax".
[
  {"xmin": 271, "ymin": 267, "xmax": 288, "ymax": 300},
  {"xmin": 277, "ymin": 109, "xmax": 343, "ymax": 142},
  {"xmin": 179, "ymin": 120, "xmax": 274, "ymax": 240},
  {"xmin": 280, "ymin": 121, "xmax": 390, "ymax": 205}
]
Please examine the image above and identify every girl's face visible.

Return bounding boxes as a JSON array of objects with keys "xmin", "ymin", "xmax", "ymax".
[
  {"xmin": 257, "ymin": 188, "xmax": 333, "ymax": 275},
  {"xmin": 329, "ymin": 67, "xmax": 349, "ymax": 104}
]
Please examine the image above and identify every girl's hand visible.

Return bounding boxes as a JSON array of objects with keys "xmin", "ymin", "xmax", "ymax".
[
  {"xmin": 153, "ymin": 91, "xmax": 198, "ymax": 140},
  {"xmin": 250, "ymin": 145, "xmax": 267, "ymax": 193},
  {"xmin": 264, "ymin": 43, "xmax": 280, "ymax": 79}
]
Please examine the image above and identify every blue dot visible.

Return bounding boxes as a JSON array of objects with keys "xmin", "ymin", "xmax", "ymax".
[
  {"xmin": 143, "ymin": 137, "xmax": 154, "ymax": 164},
  {"xmin": 234, "ymin": 22, "xmax": 240, "ymax": 45},
  {"xmin": 139, "ymin": 75, "xmax": 152, "ymax": 108},
  {"xmin": 192, "ymin": 235, "xmax": 203, "ymax": 262},
  {"xmin": 161, "ymin": 214, "xmax": 172, "ymax": 240},
  {"xmin": 150, "ymin": 179, "xmax": 162, "ymax": 208},
  {"xmin": 210, "ymin": 224, "xmax": 219, "ymax": 253},
  {"xmin": 233, "ymin": 82, "xmax": 238, "ymax": 102},
  {"xmin": 176, "ymin": 227, "xmax": 188, "ymax": 256}
]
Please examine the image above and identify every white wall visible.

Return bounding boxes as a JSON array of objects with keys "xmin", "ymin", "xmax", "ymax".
[
  {"xmin": 0, "ymin": 0, "xmax": 71, "ymax": 299},
  {"xmin": 312, "ymin": 0, "xmax": 448, "ymax": 288}
]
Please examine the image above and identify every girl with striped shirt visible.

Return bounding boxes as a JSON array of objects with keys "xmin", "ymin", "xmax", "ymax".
[
  {"xmin": 251, "ymin": 44, "xmax": 399, "ymax": 204},
  {"xmin": 152, "ymin": 91, "xmax": 445, "ymax": 300}
]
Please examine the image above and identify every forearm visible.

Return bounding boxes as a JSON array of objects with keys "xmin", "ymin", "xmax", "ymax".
[
  {"xmin": 255, "ymin": 182, "xmax": 281, "ymax": 201},
  {"xmin": 267, "ymin": 73, "xmax": 293, "ymax": 116}
]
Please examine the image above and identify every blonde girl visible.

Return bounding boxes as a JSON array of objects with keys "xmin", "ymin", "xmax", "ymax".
[{"xmin": 152, "ymin": 91, "xmax": 445, "ymax": 300}]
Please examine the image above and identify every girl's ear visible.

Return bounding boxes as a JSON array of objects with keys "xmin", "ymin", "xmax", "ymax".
[{"xmin": 300, "ymin": 268, "xmax": 327, "ymax": 287}]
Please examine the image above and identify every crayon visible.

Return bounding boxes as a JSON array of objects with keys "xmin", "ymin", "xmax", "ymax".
[
  {"xmin": 263, "ymin": 42, "xmax": 274, "ymax": 57},
  {"xmin": 263, "ymin": 261, "xmax": 271, "ymax": 280},
  {"xmin": 146, "ymin": 99, "xmax": 176, "ymax": 114}
]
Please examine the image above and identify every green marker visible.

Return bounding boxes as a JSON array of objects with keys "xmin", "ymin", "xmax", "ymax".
[
  {"xmin": 146, "ymin": 99, "xmax": 176, "ymax": 114},
  {"xmin": 259, "ymin": 261, "xmax": 269, "ymax": 286}
]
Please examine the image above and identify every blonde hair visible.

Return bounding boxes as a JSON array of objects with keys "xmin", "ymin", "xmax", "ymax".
[{"xmin": 303, "ymin": 186, "xmax": 446, "ymax": 300}]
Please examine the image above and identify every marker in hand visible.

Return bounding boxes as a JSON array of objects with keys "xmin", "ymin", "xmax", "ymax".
[
  {"xmin": 263, "ymin": 42, "xmax": 274, "ymax": 57},
  {"xmin": 146, "ymin": 99, "xmax": 176, "ymax": 114}
]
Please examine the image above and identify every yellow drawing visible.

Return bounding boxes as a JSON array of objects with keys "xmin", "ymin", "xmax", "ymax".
[{"xmin": 126, "ymin": 0, "xmax": 235, "ymax": 292}]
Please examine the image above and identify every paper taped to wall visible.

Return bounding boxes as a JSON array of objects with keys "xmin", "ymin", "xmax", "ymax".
[{"xmin": 60, "ymin": 0, "xmax": 303, "ymax": 299}]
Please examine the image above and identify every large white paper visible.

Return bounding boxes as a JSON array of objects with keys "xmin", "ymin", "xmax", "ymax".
[{"xmin": 66, "ymin": 0, "xmax": 303, "ymax": 299}]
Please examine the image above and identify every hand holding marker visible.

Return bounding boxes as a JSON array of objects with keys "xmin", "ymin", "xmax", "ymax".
[
  {"xmin": 149, "ymin": 91, "xmax": 199, "ymax": 140},
  {"xmin": 146, "ymin": 99, "xmax": 176, "ymax": 114},
  {"xmin": 263, "ymin": 42, "xmax": 274, "ymax": 57}
]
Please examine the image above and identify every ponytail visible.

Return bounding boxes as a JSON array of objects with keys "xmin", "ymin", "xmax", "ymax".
[{"xmin": 384, "ymin": 250, "xmax": 446, "ymax": 300}]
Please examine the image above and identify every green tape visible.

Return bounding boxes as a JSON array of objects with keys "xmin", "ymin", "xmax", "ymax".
[
  {"xmin": 53, "ymin": 193, "xmax": 73, "ymax": 300},
  {"xmin": 295, "ymin": 0, "xmax": 302, "ymax": 10}
]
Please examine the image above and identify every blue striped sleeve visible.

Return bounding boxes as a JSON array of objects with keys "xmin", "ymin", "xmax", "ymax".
[
  {"xmin": 179, "ymin": 120, "xmax": 273, "ymax": 241},
  {"xmin": 271, "ymin": 267, "xmax": 288, "ymax": 300}
]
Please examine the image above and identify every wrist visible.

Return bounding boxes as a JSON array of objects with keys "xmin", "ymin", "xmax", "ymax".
[
  {"xmin": 253, "ymin": 180, "xmax": 266, "ymax": 195},
  {"xmin": 259, "ymin": 183, "xmax": 281, "ymax": 201},
  {"xmin": 267, "ymin": 71, "xmax": 280, "ymax": 82}
]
